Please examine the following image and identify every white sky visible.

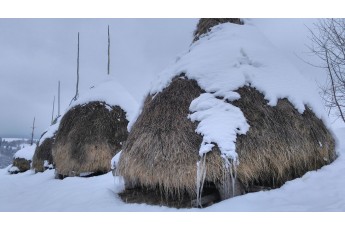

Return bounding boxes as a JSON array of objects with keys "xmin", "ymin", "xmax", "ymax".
[
  {"xmin": 0, "ymin": 18, "xmax": 199, "ymax": 138},
  {"xmin": 0, "ymin": 1, "xmax": 338, "ymax": 138}
]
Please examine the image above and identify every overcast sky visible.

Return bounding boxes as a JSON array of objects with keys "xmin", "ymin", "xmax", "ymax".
[{"xmin": 0, "ymin": 18, "xmax": 327, "ymax": 138}]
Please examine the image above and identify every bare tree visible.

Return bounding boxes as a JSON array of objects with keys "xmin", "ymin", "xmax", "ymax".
[{"xmin": 309, "ymin": 18, "xmax": 345, "ymax": 123}]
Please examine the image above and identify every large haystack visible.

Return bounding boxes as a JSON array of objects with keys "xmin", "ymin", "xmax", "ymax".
[
  {"xmin": 32, "ymin": 135, "xmax": 54, "ymax": 173},
  {"xmin": 53, "ymin": 101, "xmax": 128, "ymax": 178},
  {"xmin": 117, "ymin": 18, "xmax": 336, "ymax": 208}
]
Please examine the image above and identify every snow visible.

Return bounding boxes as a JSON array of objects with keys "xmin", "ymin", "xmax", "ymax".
[
  {"xmin": 37, "ymin": 77, "xmax": 139, "ymax": 145},
  {"xmin": 2, "ymin": 138, "xmax": 28, "ymax": 142},
  {"xmin": 188, "ymin": 93, "xmax": 249, "ymax": 158},
  {"xmin": 43, "ymin": 160, "xmax": 53, "ymax": 169},
  {"xmin": 0, "ymin": 125, "xmax": 344, "ymax": 211},
  {"xmin": 39, "ymin": 116, "xmax": 61, "ymax": 146},
  {"xmin": 69, "ymin": 77, "xmax": 139, "ymax": 131},
  {"xmin": 150, "ymin": 22, "xmax": 329, "ymax": 161},
  {"xmin": 7, "ymin": 166, "xmax": 19, "ymax": 173},
  {"xmin": 111, "ymin": 150, "xmax": 122, "ymax": 170},
  {"xmin": 13, "ymin": 144, "xmax": 36, "ymax": 160}
]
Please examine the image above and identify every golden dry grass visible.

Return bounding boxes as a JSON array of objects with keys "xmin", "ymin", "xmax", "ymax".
[
  {"xmin": 117, "ymin": 78, "xmax": 336, "ymax": 207},
  {"xmin": 233, "ymin": 86, "xmax": 336, "ymax": 189},
  {"xmin": 53, "ymin": 101, "xmax": 128, "ymax": 177},
  {"xmin": 117, "ymin": 78, "xmax": 243, "ymax": 200},
  {"xmin": 12, "ymin": 158, "xmax": 31, "ymax": 173},
  {"xmin": 32, "ymin": 137, "xmax": 54, "ymax": 172}
]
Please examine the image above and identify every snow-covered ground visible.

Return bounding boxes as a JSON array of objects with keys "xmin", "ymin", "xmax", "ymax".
[{"xmin": 0, "ymin": 125, "xmax": 344, "ymax": 212}]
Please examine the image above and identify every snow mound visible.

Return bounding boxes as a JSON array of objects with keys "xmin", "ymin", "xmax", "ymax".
[
  {"xmin": 7, "ymin": 166, "xmax": 19, "ymax": 173},
  {"xmin": 39, "ymin": 116, "xmax": 62, "ymax": 146},
  {"xmin": 150, "ymin": 22, "xmax": 327, "ymax": 160},
  {"xmin": 188, "ymin": 93, "xmax": 249, "ymax": 158},
  {"xmin": 69, "ymin": 77, "xmax": 139, "ymax": 130},
  {"xmin": 111, "ymin": 151, "xmax": 122, "ymax": 170},
  {"xmin": 13, "ymin": 144, "xmax": 36, "ymax": 161}
]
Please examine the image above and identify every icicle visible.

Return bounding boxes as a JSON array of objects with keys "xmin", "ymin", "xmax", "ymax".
[
  {"xmin": 220, "ymin": 155, "xmax": 239, "ymax": 199},
  {"xmin": 231, "ymin": 159, "xmax": 238, "ymax": 197},
  {"xmin": 196, "ymin": 154, "xmax": 207, "ymax": 207}
]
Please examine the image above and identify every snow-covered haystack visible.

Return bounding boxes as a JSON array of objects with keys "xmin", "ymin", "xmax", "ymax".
[
  {"xmin": 32, "ymin": 119, "xmax": 60, "ymax": 173},
  {"xmin": 32, "ymin": 137, "xmax": 54, "ymax": 172},
  {"xmin": 116, "ymin": 18, "xmax": 336, "ymax": 208},
  {"xmin": 193, "ymin": 18, "xmax": 243, "ymax": 42},
  {"xmin": 53, "ymin": 79, "xmax": 137, "ymax": 179},
  {"xmin": 8, "ymin": 144, "xmax": 36, "ymax": 174}
]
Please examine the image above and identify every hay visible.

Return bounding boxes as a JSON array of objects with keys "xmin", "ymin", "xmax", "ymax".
[
  {"xmin": 193, "ymin": 18, "xmax": 243, "ymax": 42},
  {"xmin": 233, "ymin": 86, "xmax": 336, "ymax": 190},
  {"xmin": 53, "ymin": 101, "xmax": 128, "ymax": 177},
  {"xmin": 11, "ymin": 158, "xmax": 31, "ymax": 173},
  {"xmin": 32, "ymin": 137, "xmax": 54, "ymax": 173},
  {"xmin": 117, "ymin": 78, "xmax": 335, "ymax": 208},
  {"xmin": 117, "ymin": 77, "xmax": 243, "ymax": 206}
]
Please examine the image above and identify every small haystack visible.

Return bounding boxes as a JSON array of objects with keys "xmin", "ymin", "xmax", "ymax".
[
  {"xmin": 53, "ymin": 101, "xmax": 129, "ymax": 178},
  {"xmin": 32, "ymin": 135, "xmax": 55, "ymax": 173},
  {"xmin": 32, "ymin": 117, "xmax": 61, "ymax": 173},
  {"xmin": 117, "ymin": 18, "xmax": 336, "ymax": 208},
  {"xmin": 8, "ymin": 144, "xmax": 36, "ymax": 174}
]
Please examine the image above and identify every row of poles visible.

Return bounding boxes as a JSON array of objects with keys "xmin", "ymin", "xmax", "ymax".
[{"xmin": 30, "ymin": 25, "xmax": 111, "ymax": 145}]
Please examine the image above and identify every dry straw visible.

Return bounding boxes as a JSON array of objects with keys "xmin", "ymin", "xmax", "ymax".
[
  {"xmin": 32, "ymin": 137, "xmax": 54, "ymax": 172},
  {"xmin": 53, "ymin": 101, "xmax": 128, "ymax": 178}
]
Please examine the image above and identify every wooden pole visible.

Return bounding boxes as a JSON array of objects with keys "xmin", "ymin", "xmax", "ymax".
[
  {"xmin": 58, "ymin": 81, "xmax": 60, "ymax": 117},
  {"xmin": 76, "ymin": 32, "xmax": 80, "ymax": 98},
  {"xmin": 51, "ymin": 96, "xmax": 55, "ymax": 124},
  {"xmin": 69, "ymin": 32, "xmax": 80, "ymax": 106},
  {"xmin": 30, "ymin": 117, "xmax": 35, "ymax": 146},
  {"xmin": 108, "ymin": 25, "xmax": 110, "ymax": 75}
]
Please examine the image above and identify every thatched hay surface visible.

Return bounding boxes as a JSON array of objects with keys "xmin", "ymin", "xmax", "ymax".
[
  {"xmin": 118, "ymin": 78, "xmax": 239, "ymax": 198},
  {"xmin": 118, "ymin": 78, "xmax": 336, "ymax": 206},
  {"xmin": 193, "ymin": 18, "xmax": 243, "ymax": 42},
  {"xmin": 233, "ymin": 86, "xmax": 336, "ymax": 190},
  {"xmin": 32, "ymin": 137, "xmax": 54, "ymax": 173},
  {"xmin": 12, "ymin": 158, "xmax": 31, "ymax": 173},
  {"xmin": 53, "ymin": 101, "xmax": 128, "ymax": 177}
]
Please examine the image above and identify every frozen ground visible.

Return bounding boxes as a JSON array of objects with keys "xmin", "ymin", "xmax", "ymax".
[{"xmin": 0, "ymin": 125, "xmax": 344, "ymax": 212}]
